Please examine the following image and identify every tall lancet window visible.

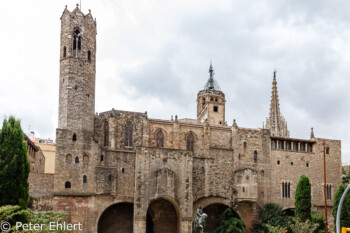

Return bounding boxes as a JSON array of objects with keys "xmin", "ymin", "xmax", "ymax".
[
  {"xmin": 73, "ymin": 29, "xmax": 81, "ymax": 52},
  {"xmin": 156, "ymin": 130, "xmax": 164, "ymax": 148},
  {"xmin": 104, "ymin": 121, "xmax": 109, "ymax": 147},
  {"xmin": 125, "ymin": 121, "xmax": 133, "ymax": 147},
  {"xmin": 187, "ymin": 133, "xmax": 195, "ymax": 152}
]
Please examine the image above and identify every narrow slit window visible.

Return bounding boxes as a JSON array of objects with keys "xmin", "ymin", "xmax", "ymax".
[
  {"xmin": 88, "ymin": 50, "xmax": 91, "ymax": 61},
  {"xmin": 63, "ymin": 46, "xmax": 66, "ymax": 57},
  {"xmin": 83, "ymin": 175, "xmax": 87, "ymax": 184},
  {"xmin": 254, "ymin": 151, "xmax": 258, "ymax": 162},
  {"xmin": 104, "ymin": 121, "xmax": 109, "ymax": 147}
]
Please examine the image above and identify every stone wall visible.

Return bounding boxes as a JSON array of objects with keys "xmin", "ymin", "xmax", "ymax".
[{"xmin": 29, "ymin": 173, "xmax": 54, "ymax": 196}]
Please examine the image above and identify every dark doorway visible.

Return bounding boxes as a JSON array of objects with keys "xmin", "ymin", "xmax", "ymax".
[
  {"xmin": 97, "ymin": 202, "xmax": 133, "ymax": 233},
  {"xmin": 202, "ymin": 204, "xmax": 239, "ymax": 233},
  {"xmin": 146, "ymin": 199, "xmax": 178, "ymax": 233}
]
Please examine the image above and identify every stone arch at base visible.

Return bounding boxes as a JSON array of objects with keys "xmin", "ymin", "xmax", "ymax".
[
  {"xmin": 234, "ymin": 200, "xmax": 258, "ymax": 232},
  {"xmin": 193, "ymin": 197, "xmax": 241, "ymax": 233},
  {"xmin": 146, "ymin": 196, "xmax": 181, "ymax": 233},
  {"xmin": 97, "ymin": 199, "xmax": 134, "ymax": 233}
]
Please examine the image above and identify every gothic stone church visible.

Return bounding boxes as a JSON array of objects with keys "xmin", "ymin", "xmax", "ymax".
[{"xmin": 29, "ymin": 5, "xmax": 342, "ymax": 233}]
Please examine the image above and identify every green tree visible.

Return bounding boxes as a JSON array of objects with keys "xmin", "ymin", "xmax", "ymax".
[
  {"xmin": 253, "ymin": 203, "xmax": 291, "ymax": 233},
  {"xmin": 212, "ymin": 208, "xmax": 245, "ymax": 233},
  {"xmin": 295, "ymin": 175, "xmax": 311, "ymax": 222},
  {"xmin": 0, "ymin": 116, "xmax": 30, "ymax": 208},
  {"xmin": 333, "ymin": 184, "xmax": 350, "ymax": 229}
]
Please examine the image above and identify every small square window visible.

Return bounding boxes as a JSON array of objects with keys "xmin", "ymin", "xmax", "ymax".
[
  {"xmin": 213, "ymin": 106, "xmax": 218, "ymax": 112},
  {"xmin": 291, "ymin": 162, "xmax": 293, "ymax": 166},
  {"xmin": 277, "ymin": 160, "xmax": 280, "ymax": 165},
  {"xmin": 306, "ymin": 162, "xmax": 309, "ymax": 167}
]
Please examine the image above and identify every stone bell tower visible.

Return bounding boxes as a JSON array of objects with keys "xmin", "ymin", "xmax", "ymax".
[
  {"xmin": 58, "ymin": 4, "xmax": 96, "ymax": 132},
  {"xmin": 55, "ymin": 5, "xmax": 97, "ymax": 194},
  {"xmin": 197, "ymin": 63, "xmax": 226, "ymax": 125}
]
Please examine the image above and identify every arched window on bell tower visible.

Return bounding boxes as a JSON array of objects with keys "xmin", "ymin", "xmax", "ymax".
[
  {"xmin": 73, "ymin": 29, "xmax": 81, "ymax": 53},
  {"xmin": 104, "ymin": 121, "xmax": 109, "ymax": 147}
]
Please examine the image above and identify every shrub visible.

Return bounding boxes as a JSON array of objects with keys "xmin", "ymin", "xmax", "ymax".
[
  {"xmin": 295, "ymin": 175, "xmax": 311, "ymax": 222},
  {"xmin": 212, "ymin": 208, "xmax": 245, "ymax": 233},
  {"xmin": 253, "ymin": 203, "xmax": 290, "ymax": 233}
]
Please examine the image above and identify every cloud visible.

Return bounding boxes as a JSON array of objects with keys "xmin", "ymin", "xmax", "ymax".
[{"xmin": 1, "ymin": 0, "xmax": 350, "ymax": 162}]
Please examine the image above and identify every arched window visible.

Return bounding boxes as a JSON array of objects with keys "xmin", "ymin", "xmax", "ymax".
[
  {"xmin": 100, "ymin": 155, "xmax": 104, "ymax": 162},
  {"xmin": 125, "ymin": 121, "xmax": 133, "ymax": 147},
  {"xmin": 73, "ymin": 29, "xmax": 80, "ymax": 50},
  {"xmin": 83, "ymin": 175, "xmax": 87, "ymax": 184},
  {"xmin": 254, "ymin": 151, "xmax": 258, "ymax": 162},
  {"xmin": 75, "ymin": 156, "xmax": 79, "ymax": 164},
  {"xmin": 104, "ymin": 121, "xmax": 109, "ymax": 147},
  {"xmin": 88, "ymin": 50, "xmax": 91, "ymax": 61},
  {"xmin": 65, "ymin": 181, "xmax": 71, "ymax": 189},
  {"xmin": 72, "ymin": 133, "xmax": 77, "ymax": 141},
  {"xmin": 63, "ymin": 46, "xmax": 66, "ymax": 57},
  {"xmin": 108, "ymin": 175, "xmax": 112, "ymax": 181},
  {"xmin": 186, "ymin": 133, "xmax": 195, "ymax": 152},
  {"xmin": 156, "ymin": 130, "xmax": 164, "ymax": 148},
  {"xmin": 243, "ymin": 142, "xmax": 247, "ymax": 150}
]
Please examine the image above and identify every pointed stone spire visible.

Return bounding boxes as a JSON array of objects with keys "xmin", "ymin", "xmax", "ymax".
[
  {"xmin": 310, "ymin": 127, "xmax": 315, "ymax": 139},
  {"xmin": 266, "ymin": 70, "xmax": 289, "ymax": 137},
  {"xmin": 204, "ymin": 62, "xmax": 221, "ymax": 90}
]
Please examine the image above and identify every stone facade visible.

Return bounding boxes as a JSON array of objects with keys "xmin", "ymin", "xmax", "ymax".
[
  {"xmin": 29, "ymin": 5, "xmax": 342, "ymax": 233},
  {"xmin": 24, "ymin": 134, "xmax": 45, "ymax": 174}
]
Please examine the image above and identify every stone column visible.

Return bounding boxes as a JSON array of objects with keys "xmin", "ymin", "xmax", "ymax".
[
  {"xmin": 181, "ymin": 217, "xmax": 193, "ymax": 233},
  {"xmin": 134, "ymin": 216, "xmax": 146, "ymax": 233}
]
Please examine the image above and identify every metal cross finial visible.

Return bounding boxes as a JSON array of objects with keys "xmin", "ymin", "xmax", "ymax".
[{"xmin": 273, "ymin": 69, "xmax": 277, "ymax": 79}]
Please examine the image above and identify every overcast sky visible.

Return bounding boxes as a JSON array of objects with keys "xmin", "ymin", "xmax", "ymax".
[{"xmin": 1, "ymin": 0, "xmax": 350, "ymax": 163}]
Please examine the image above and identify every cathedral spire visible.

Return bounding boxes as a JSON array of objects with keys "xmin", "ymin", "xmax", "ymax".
[
  {"xmin": 204, "ymin": 62, "xmax": 221, "ymax": 91},
  {"xmin": 266, "ymin": 70, "xmax": 289, "ymax": 137}
]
